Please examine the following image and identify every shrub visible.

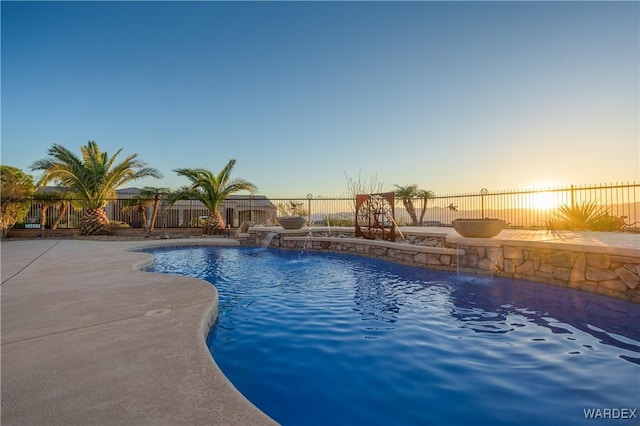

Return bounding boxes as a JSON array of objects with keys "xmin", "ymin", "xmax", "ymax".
[
  {"xmin": 109, "ymin": 220, "xmax": 131, "ymax": 228},
  {"xmin": 590, "ymin": 213, "xmax": 627, "ymax": 232},
  {"xmin": 190, "ymin": 217, "xmax": 206, "ymax": 227},
  {"xmin": 546, "ymin": 201, "xmax": 627, "ymax": 231}
]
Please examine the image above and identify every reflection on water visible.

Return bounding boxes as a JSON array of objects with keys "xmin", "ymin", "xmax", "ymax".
[
  {"xmin": 352, "ymin": 273, "xmax": 401, "ymax": 324},
  {"xmin": 449, "ymin": 273, "xmax": 640, "ymax": 364},
  {"xmin": 144, "ymin": 245, "xmax": 640, "ymax": 365},
  {"xmin": 144, "ymin": 246, "xmax": 640, "ymax": 426}
]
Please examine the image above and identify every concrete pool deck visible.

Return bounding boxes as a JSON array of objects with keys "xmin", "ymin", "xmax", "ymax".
[
  {"xmin": 1, "ymin": 230, "xmax": 639, "ymax": 425},
  {"xmin": 1, "ymin": 238, "xmax": 276, "ymax": 426}
]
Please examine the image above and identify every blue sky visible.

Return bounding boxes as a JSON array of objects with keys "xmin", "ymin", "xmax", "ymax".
[{"xmin": 2, "ymin": 1, "xmax": 638, "ymax": 197}]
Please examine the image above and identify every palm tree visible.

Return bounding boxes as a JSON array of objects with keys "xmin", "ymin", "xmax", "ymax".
[
  {"xmin": 394, "ymin": 184, "xmax": 436, "ymax": 226},
  {"xmin": 32, "ymin": 190, "xmax": 63, "ymax": 236},
  {"xmin": 51, "ymin": 192, "xmax": 82, "ymax": 230},
  {"xmin": 121, "ymin": 195, "xmax": 152, "ymax": 234},
  {"xmin": 140, "ymin": 186, "xmax": 170, "ymax": 233},
  {"xmin": 417, "ymin": 189, "xmax": 436, "ymax": 225},
  {"xmin": 167, "ymin": 159, "xmax": 257, "ymax": 235},
  {"xmin": 30, "ymin": 141, "xmax": 162, "ymax": 235},
  {"xmin": 122, "ymin": 186, "xmax": 170, "ymax": 235},
  {"xmin": 394, "ymin": 184, "xmax": 421, "ymax": 226}
]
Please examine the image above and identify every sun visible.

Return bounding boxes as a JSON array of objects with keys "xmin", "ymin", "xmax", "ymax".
[{"xmin": 531, "ymin": 191, "xmax": 559, "ymax": 210}]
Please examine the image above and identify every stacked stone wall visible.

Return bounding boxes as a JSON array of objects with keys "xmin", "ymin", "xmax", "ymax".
[
  {"xmin": 280, "ymin": 238, "xmax": 457, "ymax": 271},
  {"xmin": 456, "ymin": 244, "xmax": 639, "ymax": 302},
  {"xmin": 244, "ymin": 228, "xmax": 639, "ymax": 303}
]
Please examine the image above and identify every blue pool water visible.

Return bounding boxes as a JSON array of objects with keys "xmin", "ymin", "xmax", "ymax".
[{"xmin": 145, "ymin": 246, "xmax": 640, "ymax": 426}]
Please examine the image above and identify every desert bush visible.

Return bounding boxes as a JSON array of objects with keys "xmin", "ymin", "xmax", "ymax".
[
  {"xmin": 546, "ymin": 201, "xmax": 627, "ymax": 231},
  {"xmin": 277, "ymin": 201, "xmax": 307, "ymax": 218}
]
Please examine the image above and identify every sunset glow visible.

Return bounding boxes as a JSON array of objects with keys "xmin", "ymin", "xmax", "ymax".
[{"xmin": 530, "ymin": 191, "xmax": 559, "ymax": 210}]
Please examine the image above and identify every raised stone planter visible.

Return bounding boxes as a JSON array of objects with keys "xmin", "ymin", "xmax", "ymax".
[{"xmin": 452, "ymin": 218, "xmax": 506, "ymax": 238}]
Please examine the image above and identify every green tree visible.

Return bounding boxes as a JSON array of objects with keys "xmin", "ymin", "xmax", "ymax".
[
  {"xmin": 30, "ymin": 141, "xmax": 162, "ymax": 235},
  {"xmin": 0, "ymin": 165, "xmax": 34, "ymax": 238},
  {"xmin": 167, "ymin": 159, "xmax": 257, "ymax": 234}
]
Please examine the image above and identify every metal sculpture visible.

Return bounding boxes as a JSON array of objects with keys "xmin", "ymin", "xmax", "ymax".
[{"xmin": 355, "ymin": 192, "xmax": 396, "ymax": 241}]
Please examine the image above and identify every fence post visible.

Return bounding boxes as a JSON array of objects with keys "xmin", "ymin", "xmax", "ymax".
[{"xmin": 306, "ymin": 193, "xmax": 313, "ymax": 225}]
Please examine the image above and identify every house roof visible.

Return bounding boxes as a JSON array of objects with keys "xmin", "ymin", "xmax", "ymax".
[
  {"xmin": 37, "ymin": 187, "xmax": 276, "ymax": 209},
  {"xmin": 116, "ymin": 187, "xmax": 141, "ymax": 195},
  {"xmin": 116, "ymin": 188, "xmax": 276, "ymax": 209}
]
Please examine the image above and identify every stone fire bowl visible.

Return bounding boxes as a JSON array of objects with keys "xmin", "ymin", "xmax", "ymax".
[
  {"xmin": 278, "ymin": 217, "xmax": 307, "ymax": 230},
  {"xmin": 452, "ymin": 218, "xmax": 507, "ymax": 238}
]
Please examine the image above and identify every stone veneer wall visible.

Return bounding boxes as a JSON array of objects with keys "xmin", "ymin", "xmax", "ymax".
[
  {"xmin": 242, "ymin": 229, "xmax": 639, "ymax": 303},
  {"xmin": 455, "ymin": 244, "xmax": 639, "ymax": 303}
]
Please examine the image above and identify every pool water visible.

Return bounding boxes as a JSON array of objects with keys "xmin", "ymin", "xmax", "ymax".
[{"xmin": 145, "ymin": 246, "xmax": 640, "ymax": 426}]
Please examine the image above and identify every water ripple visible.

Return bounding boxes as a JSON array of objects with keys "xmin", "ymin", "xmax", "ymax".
[{"xmin": 144, "ymin": 246, "xmax": 640, "ymax": 426}]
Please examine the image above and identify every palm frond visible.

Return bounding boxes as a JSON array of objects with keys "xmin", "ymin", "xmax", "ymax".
[
  {"xmin": 31, "ymin": 141, "xmax": 161, "ymax": 210},
  {"xmin": 394, "ymin": 184, "xmax": 419, "ymax": 200},
  {"xmin": 167, "ymin": 161, "xmax": 256, "ymax": 220},
  {"xmin": 216, "ymin": 159, "xmax": 237, "ymax": 188},
  {"xmin": 139, "ymin": 186, "xmax": 171, "ymax": 197}
]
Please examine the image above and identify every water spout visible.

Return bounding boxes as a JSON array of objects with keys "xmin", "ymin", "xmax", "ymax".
[
  {"xmin": 303, "ymin": 231, "xmax": 313, "ymax": 251},
  {"xmin": 261, "ymin": 232, "xmax": 278, "ymax": 248}
]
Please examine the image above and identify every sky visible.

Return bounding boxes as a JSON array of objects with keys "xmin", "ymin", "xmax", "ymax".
[{"xmin": 2, "ymin": 1, "xmax": 638, "ymax": 197}]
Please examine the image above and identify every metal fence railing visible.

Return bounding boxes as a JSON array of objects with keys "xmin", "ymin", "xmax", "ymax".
[
  {"xmin": 16, "ymin": 181, "xmax": 640, "ymax": 232},
  {"xmin": 422, "ymin": 182, "xmax": 639, "ymax": 230}
]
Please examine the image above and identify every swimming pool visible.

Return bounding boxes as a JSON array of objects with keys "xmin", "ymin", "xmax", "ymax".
[{"xmin": 145, "ymin": 246, "xmax": 639, "ymax": 426}]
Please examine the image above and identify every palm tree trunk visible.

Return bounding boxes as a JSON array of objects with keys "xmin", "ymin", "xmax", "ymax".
[
  {"xmin": 51, "ymin": 202, "xmax": 68, "ymax": 230},
  {"xmin": 149, "ymin": 196, "xmax": 160, "ymax": 232},
  {"xmin": 403, "ymin": 200, "xmax": 419, "ymax": 226},
  {"xmin": 139, "ymin": 207, "xmax": 149, "ymax": 234},
  {"xmin": 203, "ymin": 210, "xmax": 225, "ymax": 235},
  {"xmin": 418, "ymin": 198, "xmax": 427, "ymax": 225},
  {"xmin": 80, "ymin": 208, "xmax": 111, "ymax": 235},
  {"xmin": 39, "ymin": 205, "xmax": 49, "ymax": 235}
]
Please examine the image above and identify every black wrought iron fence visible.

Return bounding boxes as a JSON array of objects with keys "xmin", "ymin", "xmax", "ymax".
[
  {"xmin": 17, "ymin": 182, "xmax": 640, "ymax": 232},
  {"xmin": 421, "ymin": 183, "xmax": 639, "ymax": 230}
]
